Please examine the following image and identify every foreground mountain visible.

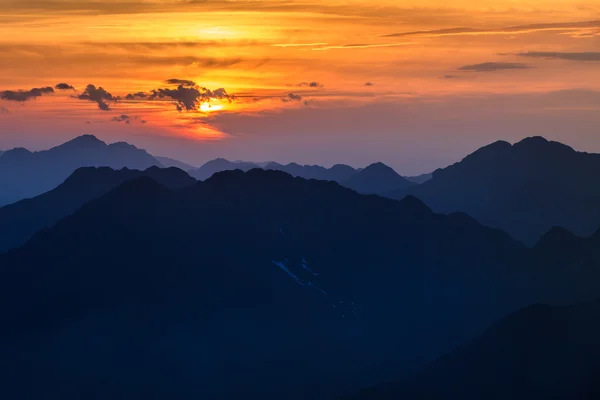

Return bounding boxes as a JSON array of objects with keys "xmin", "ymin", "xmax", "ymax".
[
  {"xmin": 0, "ymin": 135, "xmax": 162, "ymax": 206},
  {"xmin": 343, "ymin": 162, "xmax": 416, "ymax": 196},
  {"xmin": 0, "ymin": 166, "xmax": 196, "ymax": 253},
  {"xmin": 394, "ymin": 137, "xmax": 600, "ymax": 245},
  {"xmin": 350, "ymin": 300, "xmax": 600, "ymax": 399},
  {"xmin": 189, "ymin": 158, "xmax": 259, "ymax": 180},
  {"xmin": 2, "ymin": 169, "xmax": 600, "ymax": 399},
  {"xmin": 155, "ymin": 156, "xmax": 196, "ymax": 171}
]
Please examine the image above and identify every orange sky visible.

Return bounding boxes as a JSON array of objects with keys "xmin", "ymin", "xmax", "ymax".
[{"xmin": 0, "ymin": 0, "xmax": 599, "ymax": 173}]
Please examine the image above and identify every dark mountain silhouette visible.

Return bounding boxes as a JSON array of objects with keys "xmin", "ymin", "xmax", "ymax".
[
  {"xmin": 393, "ymin": 136, "xmax": 600, "ymax": 245},
  {"xmin": 0, "ymin": 150, "xmax": 4, "ymax": 157},
  {"xmin": 2, "ymin": 169, "xmax": 600, "ymax": 399},
  {"xmin": 155, "ymin": 156, "xmax": 196, "ymax": 171},
  {"xmin": 189, "ymin": 158, "xmax": 259, "ymax": 180},
  {"xmin": 0, "ymin": 166, "xmax": 196, "ymax": 253},
  {"xmin": 265, "ymin": 162, "xmax": 358, "ymax": 183},
  {"xmin": 405, "ymin": 173, "xmax": 432, "ymax": 184},
  {"xmin": 0, "ymin": 135, "xmax": 162, "ymax": 206},
  {"xmin": 343, "ymin": 162, "xmax": 416, "ymax": 196},
  {"xmin": 349, "ymin": 300, "xmax": 600, "ymax": 400}
]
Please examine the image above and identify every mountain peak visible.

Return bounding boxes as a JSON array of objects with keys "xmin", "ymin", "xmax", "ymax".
[
  {"xmin": 62, "ymin": 134, "xmax": 106, "ymax": 147},
  {"xmin": 534, "ymin": 226, "xmax": 581, "ymax": 250}
]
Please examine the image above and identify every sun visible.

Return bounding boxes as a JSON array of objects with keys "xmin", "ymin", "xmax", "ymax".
[{"xmin": 199, "ymin": 103, "xmax": 224, "ymax": 113}]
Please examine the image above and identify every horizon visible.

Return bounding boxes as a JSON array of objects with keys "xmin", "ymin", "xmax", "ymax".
[
  {"xmin": 1, "ymin": 0, "xmax": 599, "ymax": 175},
  {"xmin": 0, "ymin": 133, "xmax": 592, "ymax": 175}
]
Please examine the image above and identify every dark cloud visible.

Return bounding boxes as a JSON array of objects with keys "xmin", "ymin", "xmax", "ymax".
[
  {"xmin": 382, "ymin": 20, "xmax": 600, "ymax": 38},
  {"xmin": 514, "ymin": 51, "xmax": 600, "ymax": 62},
  {"xmin": 165, "ymin": 79, "xmax": 196, "ymax": 86},
  {"xmin": 111, "ymin": 114, "xmax": 146, "ymax": 124},
  {"xmin": 458, "ymin": 62, "xmax": 532, "ymax": 72},
  {"xmin": 298, "ymin": 81, "xmax": 323, "ymax": 88},
  {"xmin": 0, "ymin": 86, "xmax": 54, "ymax": 102},
  {"xmin": 282, "ymin": 93, "xmax": 303, "ymax": 102},
  {"xmin": 55, "ymin": 83, "xmax": 75, "ymax": 90},
  {"xmin": 364, "ymin": 82, "xmax": 374, "ymax": 86},
  {"xmin": 77, "ymin": 84, "xmax": 118, "ymax": 111},
  {"xmin": 127, "ymin": 83, "xmax": 234, "ymax": 112}
]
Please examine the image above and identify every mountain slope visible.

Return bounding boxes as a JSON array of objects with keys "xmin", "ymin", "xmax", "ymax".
[
  {"xmin": 350, "ymin": 300, "xmax": 600, "ymax": 400},
  {"xmin": 394, "ymin": 137, "xmax": 600, "ymax": 245},
  {"xmin": 189, "ymin": 158, "xmax": 259, "ymax": 180},
  {"xmin": 0, "ymin": 135, "xmax": 162, "ymax": 206},
  {"xmin": 343, "ymin": 162, "xmax": 416, "ymax": 196},
  {"xmin": 155, "ymin": 156, "xmax": 196, "ymax": 171},
  {"xmin": 0, "ymin": 166, "xmax": 196, "ymax": 252},
  {"xmin": 0, "ymin": 169, "xmax": 541, "ymax": 399}
]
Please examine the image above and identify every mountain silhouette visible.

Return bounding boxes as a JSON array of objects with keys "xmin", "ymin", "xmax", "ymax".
[
  {"xmin": 343, "ymin": 162, "xmax": 416, "ymax": 196},
  {"xmin": 350, "ymin": 300, "xmax": 600, "ymax": 399},
  {"xmin": 0, "ymin": 166, "xmax": 196, "ymax": 253},
  {"xmin": 2, "ymin": 169, "xmax": 600, "ymax": 398},
  {"xmin": 155, "ymin": 156, "xmax": 196, "ymax": 171},
  {"xmin": 405, "ymin": 173, "xmax": 432, "ymax": 184},
  {"xmin": 265, "ymin": 162, "xmax": 358, "ymax": 183},
  {"xmin": 393, "ymin": 136, "xmax": 600, "ymax": 245},
  {"xmin": 189, "ymin": 158, "xmax": 259, "ymax": 180},
  {"xmin": 0, "ymin": 135, "xmax": 162, "ymax": 206}
]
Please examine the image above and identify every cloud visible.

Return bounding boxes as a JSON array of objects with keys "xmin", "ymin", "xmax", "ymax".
[
  {"xmin": 111, "ymin": 114, "xmax": 146, "ymax": 124},
  {"xmin": 0, "ymin": 86, "xmax": 54, "ymax": 102},
  {"xmin": 165, "ymin": 79, "xmax": 196, "ymax": 86},
  {"xmin": 55, "ymin": 83, "xmax": 75, "ymax": 90},
  {"xmin": 458, "ymin": 62, "xmax": 532, "ymax": 72},
  {"xmin": 513, "ymin": 51, "xmax": 600, "ymax": 62},
  {"xmin": 298, "ymin": 81, "xmax": 323, "ymax": 88},
  {"xmin": 382, "ymin": 20, "xmax": 600, "ymax": 38},
  {"xmin": 127, "ymin": 83, "xmax": 234, "ymax": 112},
  {"xmin": 282, "ymin": 93, "xmax": 303, "ymax": 102},
  {"xmin": 365, "ymin": 82, "xmax": 374, "ymax": 86},
  {"xmin": 0, "ymin": 106, "xmax": 9, "ymax": 114},
  {"xmin": 77, "ymin": 84, "xmax": 118, "ymax": 110}
]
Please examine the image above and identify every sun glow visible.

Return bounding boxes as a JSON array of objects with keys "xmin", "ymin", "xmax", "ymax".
[{"xmin": 199, "ymin": 103, "xmax": 224, "ymax": 113}]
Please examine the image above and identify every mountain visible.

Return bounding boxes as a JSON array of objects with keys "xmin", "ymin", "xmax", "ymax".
[
  {"xmin": 155, "ymin": 156, "xmax": 196, "ymax": 171},
  {"xmin": 2, "ymin": 169, "xmax": 600, "ymax": 398},
  {"xmin": 0, "ymin": 150, "xmax": 4, "ymax": 157},
  {"xmin": 0, "ymin": 166, "xmax": 196, "ymax": 253},
  {"xmin": 189, "ymin": 158, "xmax": 259, "ymax": 180},
  {"xmin": 350, "ymin": 300, "xmax": 600, "ymax": 399},
  {"xmin": 393, "ymin": 137, "xmax": 600, "ymax": 245},
  {"xmin": 343, "ymin": 162, "xmax": 416, "ymax": 196},
  {"xmin": 405, "ymin": 173, "xmax": 432, "ymax": 184},
  {"xmin": 265, "ymin": 162, "xmax": 358, "ymax": 183},
  {"xmin": 0, "ymin": 135, "xmax": 162, "ymax": 206}
]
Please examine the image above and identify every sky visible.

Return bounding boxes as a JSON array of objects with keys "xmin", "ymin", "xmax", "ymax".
[{"xmin": 0, "ymin": 0, "xmax": 599, "ymax": 174}]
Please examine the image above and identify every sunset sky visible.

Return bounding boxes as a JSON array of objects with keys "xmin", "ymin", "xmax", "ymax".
[{"xmin": 0, "ymin": 0, "xmax": 599, "ymax": 174}]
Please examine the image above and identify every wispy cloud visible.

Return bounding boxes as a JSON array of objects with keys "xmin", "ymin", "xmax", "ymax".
[
  {"xmin": 55, "ymin": 83, "xmax": 75, "ymax": 90},
  {"xmin": 112, "ymin": 114, "xmax": 146, "ymax": 124},
  {"xmin": 312, "ymin": 42, "xmax": 415, "ymax": 51},
  {"xmin": 458, "ymin": 62, "xmax": 532, "ymax": 72},
  {"xmin": 382, "ymin": 20, "xmax": 600, "ymax": 38},
  {"xmin": 513, "ymin": 51, "xmax": 600, "ymax": 62}
]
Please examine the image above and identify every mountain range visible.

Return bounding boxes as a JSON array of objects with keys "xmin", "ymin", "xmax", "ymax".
[
  {"xmin": 2, "ymin": 169, "xmax": 600, "ymax": 399},
  {"xmin": 350, "ymin": 300, "xmax": 600, "ymax": 399},
  {"xmin": 0, "ymin": 135, "xmax": 162, "ymax": 206},
  {"xmin": 0, "ymin": 166, "xmax": 196, "ymax": 253},
  {"xmin": 395, "ymin": 137, "xmax": 600, "ymax": 245}
]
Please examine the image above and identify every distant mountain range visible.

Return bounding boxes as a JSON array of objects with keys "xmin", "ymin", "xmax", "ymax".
[
  {"xmin": 155, "ymin": 156, "xmax": 196, "ymax": 171},
  {"xmin": 190, "ymin": 158, "xmax": 417, "ymax": 196},
  {"xmin": 0, "ymin": 135, "xmax": 162, "ymax": 206},
  {"xmin": 2, "ymin": 169, "xmax": 600, "ymax": 398},
  {"xmin": 0, "ymin": 166, "xmax": 196, "ymax": 253},
  {"xmin": 395, "ymin": 137, "xmax": 600, "ymax": 245},
  {"xmin": 350, "ymin": 300, "xmax": 600, "ymax": 399}
]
